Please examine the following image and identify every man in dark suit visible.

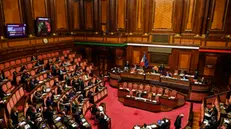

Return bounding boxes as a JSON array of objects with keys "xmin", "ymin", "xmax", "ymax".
[
  {"xmin": 51, "ymin": 65, "xmax": 57, "ymax": 76},
  {"xmin": 19, "ymin": 65, "xmax": 27, "ymax": 72},
  {"xmin": 0, "ymin": 71, "xmax": 5, "ymax": 82},
  {"xmin": 29, "ymin": 79, "xmax": 36, "ymax": 91},
  {"xmin": 11, "ymin": 108, "xmax": 19, "ymax": 126},
  {"xmin": 174, "ymin": 114, "xmax": 184, "ymax": 129}
]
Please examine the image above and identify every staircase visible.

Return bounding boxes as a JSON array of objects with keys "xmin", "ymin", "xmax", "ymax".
[{"xmin": 192, "ymin": 110, "xmax": 201, "ymax": 129}]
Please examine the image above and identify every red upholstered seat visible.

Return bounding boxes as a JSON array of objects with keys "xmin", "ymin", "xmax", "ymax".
[
  {"xmin": 155, "ymin": 96, "xmax": 160, "ymax": 101},
  {"xmin": 42, "ymin": 54, "xmax": 46, "ymax": 59},
  {"xmin": 151, "ymin": 86, "xmax": 157, "ymax": 95},
  {"xmin": 171, "ymin": 90, "xmax": 177, "ymax": 97},
  {"xmin": 10, "ymin": 69, "xmax": 15, "ymax": 76},
  {"xmin": 9, "ymin": 99, "xmax": 14, "ymax": 109},
  {"xmin": 12, "ymin": 94, "xmax": 17, "ymax": 105},
  {"xmin": 55, "ymin": 52, "xmax": 59, "ymax": 56},
  {"xmin": 4, "ymin": 71, "xmax": 10, "ymax": 78},
  {"xmin": 139, "ymin": 84, "xmax": 144, "ymax": 91},
  {"xmin": 2, "ymin": 84, "xmax": 8, "ymax": 93},
  {"xmin": 7, "ymin": 103, "xmax": 11, "ymax": 114},
  {"xmin": 147, "ymin": 92, "xmax": 153, "ymax": 100},
  {"xmin": 132, "ymin": 83, "xmax": 138, "ymax": 91},
  {"xmin": 16, "ymin": 76, "xmax": 21, "ymax": 85},
  {"xmin": 50, "ymin": 53, "xmax": 54, "ymax": 57},
  {"xmin": 21, "ymin": 58, "xmax": 27, "ymax": 63},
  {"xmin": 26, "ymin": 57, "xmax": 31, "ymax": 62},
  {"xmin": 47, "ymin": 53, "xmax": 51, "ymax": 58},
  {"xmin": 16, "ymin": 90, "xmax": 21, "ymax": 100},
  {"xmin": 43, "ymin": 73, "xmax": 47, "ymax": 79},
  {"xmin": 4, "ymin": 62, "xmax": 10, "ymax": 68},
  {"xmin": 19, "ymin": 87, "xmax": 24, "ymax": 97},
  {"xmin": 50, "ymin": 80, "xmax": 54, "ymax": 87},
  {"xmin": 6, "ymin": 81, "xmax": 15, "ymax": 92},
  {"xmin": 128, "ymin": 83, "xmax": 132, "ymax": 90},
  {"xmin": 16, "ymin": 67, "xmax": 21, "ymax": 73},
  {"xmin": 16, "ymin": 59, "xmax": 21, "ymax": 65},
  {"xmin": 163, "ymin": 89, "xmax": 169, "ymax": 97},
  {"xmin": 38, "ymin": 55, "xmax": 42, "ymax": 60},
  {"xmin": 144, "ymin": 85, "xmax": 151, "ymax": 93},
  {"xmin": 10, "ymin": 61, "xmax": 15, "ymax": 66},
  {"xmin": 0, "ymin": 64, "xmax": 4, "ymax": 71},
  {"xmin": 27, "ymin": 63, "xmax": 33, "ymax": 69},
  {"xmin": 157, "ymin": 87, "xmax": 163, "ymax": 96},
  {"xmin": 31, "ymin": 70, "xmax": 35, "ymax": 76}
]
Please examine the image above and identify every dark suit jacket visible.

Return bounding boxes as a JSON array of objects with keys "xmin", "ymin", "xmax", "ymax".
[{"xmin": 174, "ymin": 115, "xmax": 183, "ymax": 128}]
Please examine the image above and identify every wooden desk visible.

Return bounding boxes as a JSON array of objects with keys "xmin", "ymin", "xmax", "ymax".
[
  {"xmin": 160, "ymin": 77, "xmax": 190, "ymax": 87},
  {"xmin": 189, "ymin": 83, "xmax": 211, "ymax": 102},
  {"xmin": 159, "ymin": 96, "xmax": 178, "ymax": 109},
  {"xmin": 146, "ymin": 73, "xmax": 160, "ymax": 81},
  {"xmin": 120, "ymin": 72, "xmax": 145, "ymax": 80},
  {"xmin": 124, "ymin": 96, "xmax": 161, "ymax": 112}
]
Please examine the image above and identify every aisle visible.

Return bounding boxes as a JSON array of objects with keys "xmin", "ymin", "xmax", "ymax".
[{"xmin": 85, "ymin": 83, "xmax": 190, "ymax": 129}]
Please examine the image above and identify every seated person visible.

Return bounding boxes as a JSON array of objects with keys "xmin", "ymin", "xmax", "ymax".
[
  {"xmin": 12, "ymin": 71, "xmax": 17, "ymax": 85},
  {"xmin": 98, "ymin": 113, "xmax": 108, "ymax": 129},
  {"xmin": 90, "ymin": 104, "xmax": 98, "ymax": 117},
  {"xmin": 21, "ymin": 72, "xmax": 30, "ymax": 83},
  {"xmin": 11, "ymin": 108, "xmax": 19, "ymax": 126},
  {"xmin": 57, "ymin": 85, "xmax": 63, "ymax": 94},
  {"xmin": 34, "ymin": 78, "xmax": 39, "ymax": 85},
  {"xmin": 51, "ymin": 65, "xmax": 57, "ymax": 76},
  {"xmin": 58, "ymin": 69, "xmax": 64, "ymax": 80},
  {"xmin": 166, "ymin": 72, "xmax": 172, "ymax": 77},
  {"xmin": 45, "ymin": 62, "xmax": 50, "ymax": 70},
  {"xmin": 0, "ymin": 71, "xmax": 5, "ymax": 82},
  {"xmin": 35, "ymin": 61, "xmax": 40, "ymax": 67},
  {"xmin": 88, "ymin": 91, "xmax": 94, "ymax": 104},
  {"xmin": 0, "ymin": 86, "xmax": 5, "ymax": 98},
  {"xmin": 78, "ymin": 94, "xmax": 84, "ymax": 103},
  {"xmin": 136, "ymin": 91, "xmax": 144, "ymax": 98},
  {"xmin": 88, "ymin": 80, "xmax": 93, "ymax": 86},
  {"xmin": 56, "ymin": 57, "xmax": 60, "ymax": 62},
  {"xmin": 34, "ymin": 90, "xmax": 43, "ymax": 103},
  {"xmin": 226, "ymin": 85, "xmax": 231, "ymax": 105},
  {"xmin": 38, "ymin": 59, "xmax": 44, "ymax": 65},
  {"xmin": 65, "ymin": 75, "xmax": 71, "ymax": 85},
  {"xmin": 31, "ymin": 56, "xmax": 37, "ymax": 61},
  {"xmin": 29, "ymin": 79, "xmax": 36, "ymax": 91},
  {"xmin": 19, "ymin": 65, "xmax": 27, "ymax": 72},
  {"xmin": 46, "ymin": 97, "xmax": 54, "ymax": 107},
  {"xmin": 47, "ymin": 72, "xmax": 53, "ymax": 79}
]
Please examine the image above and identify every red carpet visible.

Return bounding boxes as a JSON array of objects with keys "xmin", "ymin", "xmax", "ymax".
[{"xmin": 85, "ymin": 83, "xmax": 190, "ymax": 129}]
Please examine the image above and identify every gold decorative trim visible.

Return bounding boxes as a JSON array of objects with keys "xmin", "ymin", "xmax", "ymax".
[
  {"xmin": 225, "ymin": 35, "xmax": 231, "ymax": 39},
  {"xmin": 0, "ymin": 36, "xmax": 4, "ymax": 40},
  {"xmin": 194, "ymin": 34, "xmax": 200, "ymax": 38},
  {"xmin": 52, "ymin": 33, "xmax": 56, "ymax": 36},
  {"xmin": 29, "ymin": 34, "xmax": 34, "ymax": 38},
  {"xmin": 201, "ymin": 34, "xmax": 206, "ymax": 38},
  {"xmin": 174, "ymin": 33, "xmax": 181, "ymax": 37}
]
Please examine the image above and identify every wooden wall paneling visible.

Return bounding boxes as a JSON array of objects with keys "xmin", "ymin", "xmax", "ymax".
[
  {"xmin": 173, "ymin": 0, "xmax": 184, "ymax": 34},
  {"xmin": 108, "ymin": 0, "xmax": 116, "ymax": 33},
  {"xmin": 116, "ymin": 0, "xmax": 127, "ymax": 32},
  {"xmin": 224, "ymin": 0, "xmax": 231, "ymax": 35},
  {"xmin": 182, "ymin": 0, "xmax": 196, "ymax": 33},
  {"xmin": 178, "ymin": 51, "xmax": 191, "ymax": 71},
  {"xmin": 31, "ymin": 0, "xmax": 47, "ymax": 18},
  {"xmin": 47, "ymin": 0, "xmax": 55, "ymax": 34},
  {"xmin": 83, "ymin": 0, "xmax": 94, "ymax": 31},
  {"xmin": 195, "ymin": 0, "xmax": 209, "ymax": 35},
  {"xmin": 2, "ymin": 0, "xmax": 23, "ymax": 24},
  {"xmin": 99, "ymin": 0, "xmax": 109, "ymax": 32},
  {"xmin": 151, "ymin": 0, "xmax": 174, "ymax": 32},
  {"xmin": 129, "ymin": 0, "xmax": 144, "ymax": 34},
  {"xmin": 143, "ymin": 0, "xmax": 152, "ymax": 33},
  {"xmin": 190, "ymin": 49, "xmax": 199, "ymax": 72},
  {"xmin": 54, "ymin": 0, "xmax": 69, "ymax": 32},
  {"xmin": 67, "ymin": 0, "xmax": 73, "ymax": 32},
  {"xmin": 132, "ymin": 50, "xmax": 140, "ymax": 64},
  {"xmin": 209, "ymin": 0, "xmax": 228, "ymax": 33},
  {"xmin": 24, "ymin": 0, "xmax": 34, "ymax": 36},
  {"xmin": 203, "ymin": 55, "xmax": 218, "ymax": 76},
  {"xmin": 115, "ymin": 48, "xmax": 124, "ymax": 66},
  {"xmin": 168, "ymin": 49, "xmax": 179, "ymax": 71},
  {"xmin": 0, "ymin": 0, "xmax": 5, "ymax": 38},
  {"xmin": 70, "ymin": 0, "xmax": 81, "ymax": 31},
  {"xmin": 93, "ymin": 0, "xmax": 99, "ymax": 33}
]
